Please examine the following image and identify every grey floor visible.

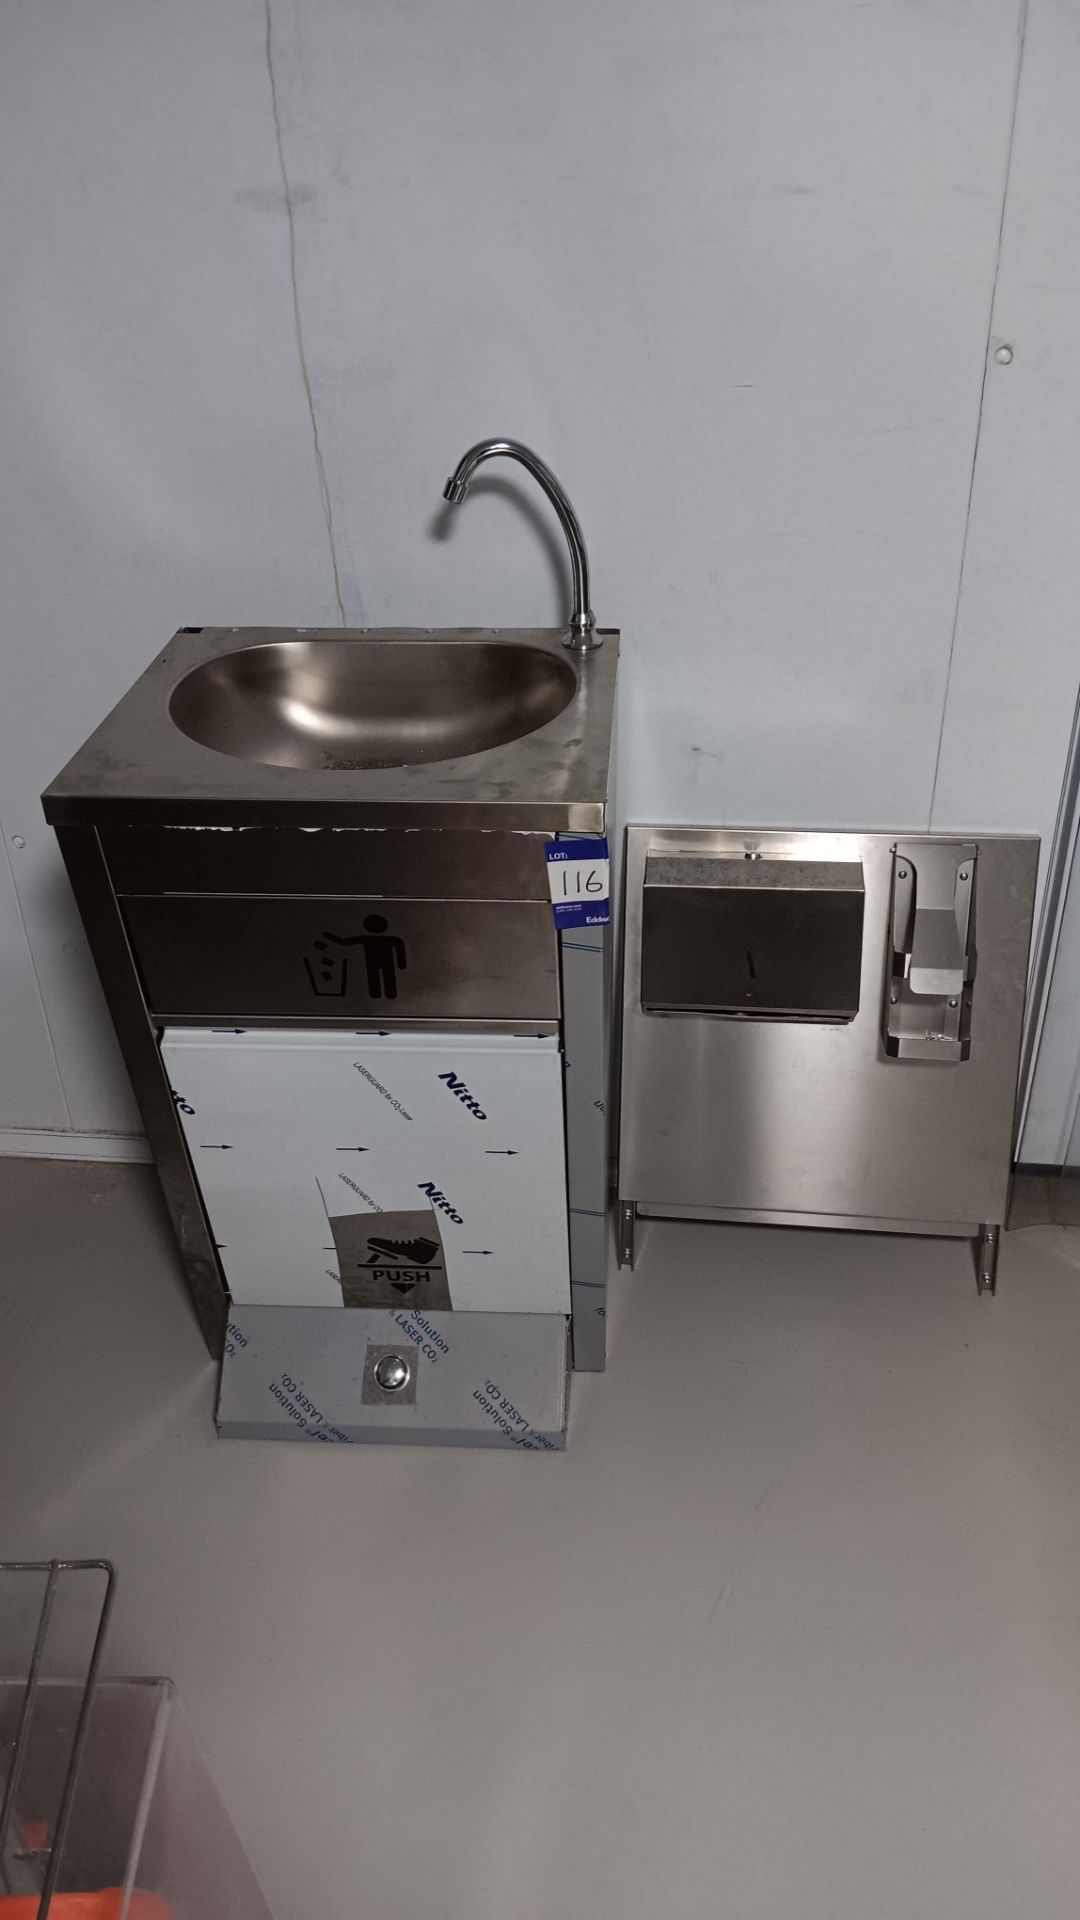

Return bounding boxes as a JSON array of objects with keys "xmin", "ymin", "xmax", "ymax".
[{"xmin": 3, "ymin": 1158, "xmax": 1080, "ymax": 1920}]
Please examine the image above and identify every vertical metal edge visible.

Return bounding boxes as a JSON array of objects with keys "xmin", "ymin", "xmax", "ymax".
[
  {"xmin": 54, "ymin": 826, "xmax": 227, "ymax": 1355},
  {"xmin": 617, "ymin": 826, "xmax": 649, "ymax": 1233},
  {"xmin": 116, "ymin": 1678, "xmax": 172, "ymax": 1920},
  {"xmin": 0, "ymin": 1564, "xmax": 59, "ymax": 1871},
  {"xmin": 35, "ymin": 1562, "xmax": 117, "ymax": 1920},
  {"xmin": 606, "ymin": 696, "xmax": 622, "ymax": 1198},
  {"xmin": 559, "ymin": 835, "xmax": 613, "ymax": 1375},
  {"xmin": 975, "ymin": 1223, "xmax": 1001, "ymax": 1297},
  {"xmin": 1017, "ymin": 679, "xmax": 1080, "ymax": 1137}
]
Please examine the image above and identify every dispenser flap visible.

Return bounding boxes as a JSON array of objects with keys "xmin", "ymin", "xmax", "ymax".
[{"xmin": 640, "ymin": 850, "xmax": 864, "ymax": 1019}]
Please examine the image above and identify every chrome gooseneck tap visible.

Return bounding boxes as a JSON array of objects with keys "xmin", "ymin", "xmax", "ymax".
[{"xmin": 442, "ymin": 438, "xmax": 601, "ymax": 649}]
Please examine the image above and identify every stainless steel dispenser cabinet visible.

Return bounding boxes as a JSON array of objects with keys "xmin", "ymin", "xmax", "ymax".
[{"xmin": 619, "ymin": 827, "xmax": 1038, "ymax": 1293}]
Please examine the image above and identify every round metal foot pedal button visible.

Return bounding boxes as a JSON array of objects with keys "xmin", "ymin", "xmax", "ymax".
[{"xmin": 374, "ymin": 1352, "xmax": 411, "ymax": 1393}]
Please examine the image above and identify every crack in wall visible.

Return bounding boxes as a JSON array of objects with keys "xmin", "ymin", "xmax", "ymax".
[
  {"xmin": 264, "ymin": 0, "xmax": 347, "ymax": 626},
  {"xmin": 927, "ymin": 0, "xmax": 1030, "ymax": 825}
]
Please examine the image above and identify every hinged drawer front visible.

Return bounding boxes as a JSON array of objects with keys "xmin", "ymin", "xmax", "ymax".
[
  {"xmin": 161, "ymin": 1026, "xmax": 571, "ymax": 1315},
  {"xmin": 123, "ymin": 895, "xmax": 558, "ymax": 1019},
  {"xmin": 101, "ymin": 825, "xmax": 550, "ymax": 899}
]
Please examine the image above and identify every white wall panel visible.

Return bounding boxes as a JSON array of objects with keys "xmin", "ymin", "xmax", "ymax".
[
  {"xmin": 927, "ymin": 1, "xmax": 1080, "ymax": 1154},
  {"xmin": 930, "ymin": 0, "xmax": 1079, "ymax": 863},
  {"xmin": 0, "ymin": 0, "xmax": 1058, "ymax": 1145},
  {"xmin": 272, "ymin": 0, "xmax": 1021, "ymax": 833},
  {"xmin": 0, "ymin": 0, "xmax": 337, "ymax": 1134},
  {"xmin": 0, "ymin": 827, "xmax": 68, "ymax": 1131}
]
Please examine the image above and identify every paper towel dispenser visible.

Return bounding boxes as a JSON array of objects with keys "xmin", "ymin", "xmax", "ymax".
[{"xmin": 640, "ymin": 850, "xmax": 865, "ymax": 1019}]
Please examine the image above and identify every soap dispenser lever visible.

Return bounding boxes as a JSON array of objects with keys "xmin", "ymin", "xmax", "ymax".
[{"xmin": 884, "ymin": 842, "xmax": 977, "ymax": 1061}]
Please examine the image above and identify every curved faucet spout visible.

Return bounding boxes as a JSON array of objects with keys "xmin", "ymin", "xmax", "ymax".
[{"xmin": 442, "ymin": 438, "xmax": 600, "ymax": 648}]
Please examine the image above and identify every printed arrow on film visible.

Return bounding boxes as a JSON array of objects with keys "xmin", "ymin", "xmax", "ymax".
[
  {"xmin": 199, "ymin": 1143, "xmax": 234, "ymax": 1150},
  {"xmin": 335, "ymin": 1146, "xmax": 370, "ymax": 1152},
  {"xmin": 484, "ymin": 1149, "xmax": 518, "ymax": 1155},
  {"xmin": 211, "ymin": 1028, "xmax": 247, "ymax": 1034},
  {"xmin": 463, "ymin": 1249, "xmax": 494, "ymax": 1255}
]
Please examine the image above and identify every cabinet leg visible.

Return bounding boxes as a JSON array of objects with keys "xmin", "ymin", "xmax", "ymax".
[
  {"xmin": 975, "ymin": 1223, "xmax": 1000, "ymax": 1297},
  {"xmin": 617, "ymin": 1200, "xmax": 636, "ymax": 1270}
]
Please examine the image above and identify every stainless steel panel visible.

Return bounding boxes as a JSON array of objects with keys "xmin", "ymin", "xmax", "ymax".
[
  {"xmin": 561, "ymin": 918, "xmax": 614, "ymax": 1371},
  {"xmin": 641, "ymin": 851, "xmax": 864, "ymax": 1018},
  {"xmin": 158, "ymin": 1015, "xmax": 560, "ymax": 1034},
  {"xmin": 53, "ymin": 827, "xmax": 227, "ymax": 1354},
  {"xmin": 122, "ymin": 895, "xmax": 559, "ymax": 1021},
  {"xmin": 100, "ymin": 825, "xmax": 551, "ymax": 899},
  {"xmin": 620, "ymin": 827, "xmax": 1038, "ymax": 1233},
  {"xmin": 637, "ymin": 1202, "xmax": 973, "ymax": 1237}
]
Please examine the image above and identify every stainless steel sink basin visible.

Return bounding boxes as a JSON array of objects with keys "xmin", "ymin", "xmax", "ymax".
[
  {"xmin": 44, "ymin": 625, "xmax": 619, "ymax": 831},
  {"xmin": 168, "ymin": 637, "xmax": 578, "ymax": 771}
]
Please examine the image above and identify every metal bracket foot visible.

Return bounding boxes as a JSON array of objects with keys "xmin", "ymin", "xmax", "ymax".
[
  {"xmin": 617, "ymin": 1200, "xmax": 636, "ymax": 1270},
  {"xmin": 975, "ymin": 1223, "xmax": 1000, "ymax": 1296}
]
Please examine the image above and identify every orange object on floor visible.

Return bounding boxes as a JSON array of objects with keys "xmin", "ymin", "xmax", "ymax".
[{"xmin": 0, "ymin": 1895, "xmax": 170, "ymax": 1919}]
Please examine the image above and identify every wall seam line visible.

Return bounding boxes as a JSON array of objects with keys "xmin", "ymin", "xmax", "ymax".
[
  {"xmin": 927, "ymin": 0, "xmax": 1030, "ymax": 828},
  {"xmin": 263, "ymin": 0, "xmax": 348, "ymax": 626}
]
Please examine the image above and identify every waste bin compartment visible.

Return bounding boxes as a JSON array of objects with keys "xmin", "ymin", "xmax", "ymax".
[
  {"xmin": 122, "ymin": 895, "xmax": 558, "ymax": 1021},
  {"xmin": 161, "ymin": 1027, "xmax": 571, "ymax": 1313}
]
